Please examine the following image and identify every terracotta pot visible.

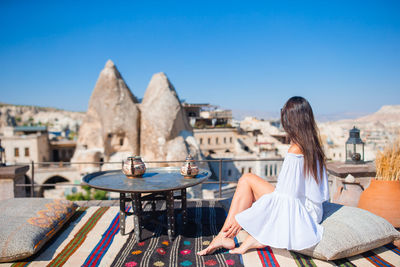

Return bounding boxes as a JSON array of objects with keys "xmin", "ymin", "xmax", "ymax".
[{"xmin": 358, "ymin": 179, "xmax": 400, "ymax": 227}]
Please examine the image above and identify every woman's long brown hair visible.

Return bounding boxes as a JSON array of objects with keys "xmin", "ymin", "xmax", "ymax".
[{"xmin": 280, "ymin": 96, "xmax": 326, "ymax": 183}]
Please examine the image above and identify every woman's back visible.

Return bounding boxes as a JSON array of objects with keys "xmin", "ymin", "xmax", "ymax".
[
  {"xmin": 275, "ymin": 152, "xmax": 330, "ymax": 204},
  {"xmin": 276, "ymin": 152, "xmax": 329, "ymax": 223}
]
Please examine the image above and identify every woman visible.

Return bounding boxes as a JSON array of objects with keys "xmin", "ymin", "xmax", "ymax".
[{"xmin": 198, "ymin": 96, "xmax": 330, "ymax": 255}]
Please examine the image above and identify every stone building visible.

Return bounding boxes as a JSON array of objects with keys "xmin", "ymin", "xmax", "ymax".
[
  {"xmin": 50, "ymin": 140, "xmax": 76, "ymax": 162},
  {"xmin": 1, "ymin": 126, "xmax": 50, "ymax": 164},
  {"xmin": 194, "ymin": 128, "xmax": 236, "ymax": 155},
  {"xmin": 182, "ymin": 103, "xmax": 206, "ymax": 127},
  {"xmin": 196, "ymin": 116, "xmax": 288, "ymax": 185},
  {"xmin": 182, "ymin": 103, "xmax": 232, "ymax": 128}
]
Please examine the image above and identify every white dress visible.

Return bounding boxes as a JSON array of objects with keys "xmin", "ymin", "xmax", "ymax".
[{"xmin": 235, "ymin": 153, "xmax": 330, "ymax": 250}]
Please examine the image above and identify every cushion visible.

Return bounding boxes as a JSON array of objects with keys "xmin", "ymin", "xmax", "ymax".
[
  {"xmin": 0, "ymin": 198, "xmax": 76, "ymax": 262},
  {"xmin": 297, "ymin": 202, "xmax": 400, "ymax": 260}
]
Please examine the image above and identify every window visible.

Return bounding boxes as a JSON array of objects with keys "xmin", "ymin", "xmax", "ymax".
[
  {"xmin": 265, "ymin": 166, "xmax": 269, "ymax": 176},
  {"xmin": 274, "ymin": 164, "xmax": 277, "ymax": 176},
  {"xmin": 208, "ymin": 138, "xmax": 211, "ymax": 145},
  {"xmin": 14, "ymin": 148, "xmax": 19, "ymax": 157},
  {"xmin": 25, "ymin": 147, "xmax": 30, "ymax": 157},
  {"xmin": 224, "ymin": 137, "xmax": 226, "ymax": 144},
  {"xmin": 248, "ymin": 167, "xmax": 252, "ymax": 173},
  {"xmin": 228, "ymin": 169, "xmax": 232, "ymax": 176},
  {"xmin": 230, "ymin": 137, "xmax": 233, "ymax": 143},
  {"xmin": 241, "ymin": 167, "xmax": 245, "ymax": 174},
  {"xmin": 200, "ymin": 138, "xmax": 203, "ymax": 145},
  {"xmin": 270, "ymin": 165, "xmax": 273, "ymax": 176},
  {"xmin": 216, "ymin": 137, "xmax": 219, "ymax": 144},
  {"xmin": 120, "ymin": 138, "xmax": 124, "ymax": 146}
]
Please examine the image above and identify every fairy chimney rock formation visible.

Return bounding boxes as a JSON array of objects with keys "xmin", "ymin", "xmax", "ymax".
[
  {"xmin": 140, "ymin": 72, "xmax": 202, "ymax": 165},
  {"xmin": 72, "ymin": 60, "xmax": 140, "ymax": 170}
]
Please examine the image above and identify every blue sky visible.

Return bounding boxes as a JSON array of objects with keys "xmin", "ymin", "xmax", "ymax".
[{"xmin": 0, "ymin": 1, "xmax": 399, "ymax": 118}]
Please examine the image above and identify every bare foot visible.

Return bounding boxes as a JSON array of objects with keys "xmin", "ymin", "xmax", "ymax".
[
  {"xmin": 229, "ymin": 235, "xmax": 265, "ymax": 254},
  {"xmin": 197, "ymin": 232, "xmax": 236, "ymax": 256}
]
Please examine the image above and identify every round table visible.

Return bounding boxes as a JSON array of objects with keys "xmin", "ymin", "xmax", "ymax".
[{"xmin": 83, "ymin": 167, "xmax": 211, "ymax": 241}]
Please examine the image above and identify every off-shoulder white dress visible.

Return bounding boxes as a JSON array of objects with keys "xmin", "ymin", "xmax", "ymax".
[{"xmin": 235, "ymin": 153, "xmax": 330, "ymax": 250}]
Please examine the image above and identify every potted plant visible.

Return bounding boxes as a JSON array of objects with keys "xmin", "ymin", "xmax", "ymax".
[{"xmin": 358, "ymin": 137, "xmax": 400, "ymax": 227}]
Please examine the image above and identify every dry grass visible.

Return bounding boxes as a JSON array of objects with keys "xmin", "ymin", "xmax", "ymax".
[{"xmin": 375, "ymin": 136, "xmax": 400, "ymax": 181}]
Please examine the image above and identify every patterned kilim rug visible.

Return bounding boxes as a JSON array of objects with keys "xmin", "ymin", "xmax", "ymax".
[
  {"xmin": 1, "ymin": 201, "xmax": 399, "ymax": 267},
  {"xmin": 110, "ymin": 201, "xmax": 242, "ymax": 267}
]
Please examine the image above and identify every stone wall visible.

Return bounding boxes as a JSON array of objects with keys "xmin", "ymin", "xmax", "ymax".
[
  {"xmin": 327, "ymin": 162, "xmax": 376, "ymax": 207},
  {"xmin": 0, "ymin": 165, "xmax": 29, "ymax": 200}
]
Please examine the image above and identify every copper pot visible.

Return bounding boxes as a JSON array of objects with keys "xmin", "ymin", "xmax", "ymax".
[
  {"xmin": 122, "ymin": 156, "xmax": 146, "ymax": 178},
  {"xmin": 180, "ymin": 155, "xmax": 199, "ymax": 178}
]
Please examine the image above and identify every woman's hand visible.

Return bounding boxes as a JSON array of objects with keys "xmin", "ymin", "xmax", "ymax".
[{"xmin": 222, "ymin": 219, "xmax": 242, "ymax": 238}]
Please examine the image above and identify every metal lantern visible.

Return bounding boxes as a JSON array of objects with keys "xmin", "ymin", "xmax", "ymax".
[
  {"xmin": 345, "ymin": 126, "xmax": 365, "ymax": 164},
  {"xmin": 0, "ymin": 139, "xmax": 5, "ymax": 166}
]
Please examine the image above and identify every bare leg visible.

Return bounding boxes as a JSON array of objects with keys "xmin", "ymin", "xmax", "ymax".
[
  {"xmin": 223, "ymin": 173, "xmax": 275, "ymax": 232},
  {"xmin": 229, "ymin": 234, "xmax": 265, "ymax": 254},
  {"xmin": 198, "ymin": 173, "xmax": 274, "ymax": 255}
]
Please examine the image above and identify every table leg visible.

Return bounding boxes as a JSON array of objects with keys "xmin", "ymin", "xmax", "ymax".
[
  {"xmin": 132, "ymin": 193, "xmax": 142, "ymax": 242},
  {"xmin": 119, "ymin": 193, "xmax": 126, "ymax": 235},
  {"xmin": 166, "ymin": 190, "xmax": 175, "ymax": 241},
  {"xmin": 181, "ymin": 188, "xmax": 187, "ymax": 225},
  {"xmin": 138, "ymin": 193, "xmax": 143, "ymax": 226}
]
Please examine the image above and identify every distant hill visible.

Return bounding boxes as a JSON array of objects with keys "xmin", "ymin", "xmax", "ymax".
[
  {"xmin": 356, "ymin": 105, "xmax": 400, "ymax": 124},
  {"xmin": 316, "ymin": 111, "xmax": 370, "ymax": 123},
  {"xmin": 0, "ymin": 102, "xmax": 85, "ymax": 131},
  {"xmin": 232, "ymin": 109, "xmax": 279, "ymax": 121},
  {"xmin": 232, "ymin": 108, "xmax": 374, "ymax": 122},
  {"xmin": 320, "ymin": 105, "xmax": 400, "ymax": 129},
  {"xmin": 0, "ymin": 102, "xmax": 78, "ymax": 112},
  {"xmin": 318, "ymin": 105, "xmax": 400, "ymax": 161}
]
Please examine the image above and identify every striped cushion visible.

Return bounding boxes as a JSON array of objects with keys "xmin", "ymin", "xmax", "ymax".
[
  {"xmin": 297, "ymin": 202, "xmax": 400, "ymax": 260},
  {"xmin": 0, "ymin": 198, "xmax": 76, "ymax": 262}
]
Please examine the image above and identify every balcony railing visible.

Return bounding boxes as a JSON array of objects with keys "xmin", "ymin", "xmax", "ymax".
[{"xmin": 13, "ymin": 158, "xmax": 284, "ymax": 199}]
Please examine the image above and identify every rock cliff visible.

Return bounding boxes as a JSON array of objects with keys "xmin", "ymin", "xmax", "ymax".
[
  {"xmin": 72, "ymin": 63, "xmax": 205, "ymax": 172},
  {"xmin": 72, "ymin": 60, "xmax": 140, "ymax": 171},
  {"xmin": 140, "ymin": 72, "xmax": 203, "ymax": 166}
]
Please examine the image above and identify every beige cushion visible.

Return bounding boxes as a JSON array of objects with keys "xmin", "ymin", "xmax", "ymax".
[
  {"xmin": 0, "ymin": 198, "xmax": 76, "ymax": 262},
  {"xmin": 297, "ymin": 202, "xmax": 400, "ymax": 260}
]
